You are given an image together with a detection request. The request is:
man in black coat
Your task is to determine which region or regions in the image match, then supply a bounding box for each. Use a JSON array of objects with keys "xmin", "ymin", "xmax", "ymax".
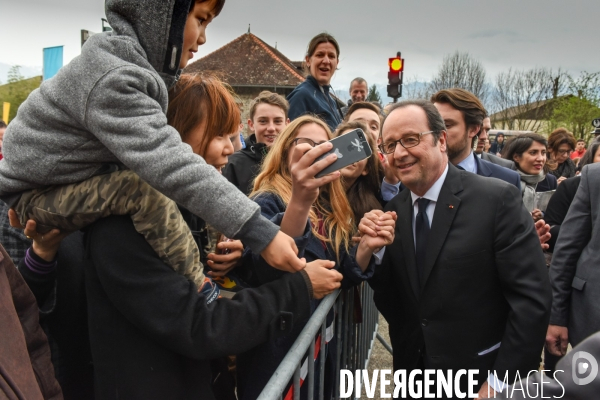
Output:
[{"xmin": 368, "ymin": 100, "xmax": 550, "ymax": 399}]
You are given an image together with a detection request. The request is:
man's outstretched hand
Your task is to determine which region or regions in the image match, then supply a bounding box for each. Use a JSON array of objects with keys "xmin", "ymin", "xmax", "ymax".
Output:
[{"xmin": 535, "ymin": 219, "xmax": 551, "ymax": 250}]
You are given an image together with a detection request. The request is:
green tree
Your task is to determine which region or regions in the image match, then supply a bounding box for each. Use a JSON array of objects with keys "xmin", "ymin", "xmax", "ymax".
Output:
[
  {"xmin": 0, "ymin": 66, "xmax": 42, "ymax": 122},
  {"xmin": 366, "ymin": 84, "xmax": 382, "ymax": 104},
  {"xmin": 549, "ymin": 71, "xmax": 600, "ymax": 140},
  {"xmin": 7, "ymin": 65, "xmax": 24, "ymax": 83}
]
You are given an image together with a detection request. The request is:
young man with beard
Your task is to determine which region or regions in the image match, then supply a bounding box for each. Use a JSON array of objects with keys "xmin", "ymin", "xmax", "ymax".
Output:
[{"xmin": 431, "ymin": 89, "xmax": 520, "ymax": 188}]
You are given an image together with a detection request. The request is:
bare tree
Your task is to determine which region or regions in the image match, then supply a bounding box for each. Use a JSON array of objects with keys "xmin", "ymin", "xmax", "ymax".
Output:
[
  {"xmin": 492, "ymin": 67, "xmax": 557, "ymax": 132},
  {"xmin": 427, "ymin": 51, "xmax": 488, "ymax": 104},
  {"xmin": 402, "ymin": 75, "xmax": 430, "ymax": 100}
]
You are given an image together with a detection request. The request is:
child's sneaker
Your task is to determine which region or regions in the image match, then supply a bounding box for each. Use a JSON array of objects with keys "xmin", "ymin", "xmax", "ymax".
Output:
[
  {"xmin": 197, "ymin": 277, "xmax": 220, "ymax": 304},
  {"xmin": 211, "ymin": 272, "xmax": 248, "ymax": 299}
]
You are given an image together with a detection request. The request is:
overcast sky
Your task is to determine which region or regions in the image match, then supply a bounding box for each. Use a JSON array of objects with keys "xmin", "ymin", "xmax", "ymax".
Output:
[{"xmin": 2, "ymin": 0, "xmax": 598, "ymax": 100}]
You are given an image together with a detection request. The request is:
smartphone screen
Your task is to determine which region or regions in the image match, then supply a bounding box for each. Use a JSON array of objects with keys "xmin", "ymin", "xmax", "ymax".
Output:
[{"xmin": 314, "ymin": 128, "xmax": 373, "ymax": 178}]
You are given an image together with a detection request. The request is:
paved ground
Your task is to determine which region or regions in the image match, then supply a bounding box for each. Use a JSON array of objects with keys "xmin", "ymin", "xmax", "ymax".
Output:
[
  {"xmin": 366, "ymin": 315, "xmax": 394, "ymax": 400},
  {"xmin": 365, "ymin": 315, "xmax": 559, "ymax": 400}
]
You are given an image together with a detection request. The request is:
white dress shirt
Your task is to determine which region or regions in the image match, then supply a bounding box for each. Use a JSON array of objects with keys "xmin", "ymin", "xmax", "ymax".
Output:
[
  {"xmin": 409, "ymin": 165, "xmax": 448, "ymax": 248},
  {"xmin": 376, "ymin": 163, "xmax": 505, "ymax": 392}
]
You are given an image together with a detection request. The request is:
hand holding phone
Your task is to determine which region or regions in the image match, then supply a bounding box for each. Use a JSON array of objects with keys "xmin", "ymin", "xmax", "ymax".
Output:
[{"xmin": 314, "ymin": 128, "xmax": 372, "ymax": 178}]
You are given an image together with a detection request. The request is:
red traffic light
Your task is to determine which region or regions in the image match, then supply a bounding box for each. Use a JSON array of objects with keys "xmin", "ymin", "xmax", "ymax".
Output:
[{"xmin": 389, "ymin": 57, "xmax": 403, "ymax": 72}]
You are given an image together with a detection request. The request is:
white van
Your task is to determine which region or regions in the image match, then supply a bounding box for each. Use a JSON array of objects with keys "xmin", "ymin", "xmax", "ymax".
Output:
[{"xmin": 488, "ymin": 130, "xmax": 535, "ymax": 142}]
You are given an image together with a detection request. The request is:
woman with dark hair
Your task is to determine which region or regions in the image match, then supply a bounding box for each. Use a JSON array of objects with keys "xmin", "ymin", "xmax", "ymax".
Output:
[
  {"xmin": 287, "ymin": 33, "xmax": 343, "ymax": 131},
  {"xmin": 504, "ymin": 133, "xmax": 557, "ymax": 221},
  {"xmin": 547, "ymin": 128, "xmax": 577, "ymax": 183}
]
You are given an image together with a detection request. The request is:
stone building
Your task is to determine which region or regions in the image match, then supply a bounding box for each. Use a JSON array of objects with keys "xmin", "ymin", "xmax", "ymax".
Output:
[{"xmin": 184, "ymin": 31, "xmax": 305, "ymax": 128}]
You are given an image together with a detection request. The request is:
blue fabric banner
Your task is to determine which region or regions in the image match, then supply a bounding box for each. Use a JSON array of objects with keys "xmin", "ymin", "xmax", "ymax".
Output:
[{"xmin": 43, "ymin": 46, "xmax": 64, "ymax": 81}]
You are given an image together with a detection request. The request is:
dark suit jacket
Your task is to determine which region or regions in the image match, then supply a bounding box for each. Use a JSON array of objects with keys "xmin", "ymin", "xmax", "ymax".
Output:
[
  {"xmin": 549, "ymin": 163, "xmax": 600, "ymax": 346},
  {"xmin": 544, "ymin": 176, "xmax": 581, "ymax": 251},
  {"xmin": 497, "ymin": 330, "xmax": 600, "ymax": 399},
  {"xmin": 481, "ymin": 152, "xmax": 516, "ymax": 170},
  {"xmin": 474, "ymin": 154, "xmax": 521, "ymax": 188},
  {"xmin": 370, "ymin": 164, "xmax": 551, "ymax": 389}
]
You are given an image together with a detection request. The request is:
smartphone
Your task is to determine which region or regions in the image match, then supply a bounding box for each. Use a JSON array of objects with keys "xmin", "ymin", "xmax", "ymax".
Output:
[{"xmin": 314, "ymin": 128, "xmax": 372, "ymax": 178}]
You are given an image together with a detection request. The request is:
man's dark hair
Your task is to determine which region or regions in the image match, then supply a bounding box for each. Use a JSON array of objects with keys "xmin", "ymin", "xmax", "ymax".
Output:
[
  {"xmin": 343, "ymin": 101, "xmax": 382, "ymax": 123},
  {"xmin": 576, "ymin": 138, "xmax": 586, "ymax": 144},
  {"xmin": 430, "ymin": 88, "xmax": 487, "ymax": 132},
  {"xmin": 383, "ymin": 99, "xmax": 446, "ymax": 144},
  {"xmin": 0, "ymin": 120, "xmax": 6, "ymax": 129}
]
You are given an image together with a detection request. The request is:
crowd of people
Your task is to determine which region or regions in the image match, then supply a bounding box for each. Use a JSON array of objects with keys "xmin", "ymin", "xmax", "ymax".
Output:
[{"xmin": 1, "ymin": 0, "xmax": 599, "ymax": 399}]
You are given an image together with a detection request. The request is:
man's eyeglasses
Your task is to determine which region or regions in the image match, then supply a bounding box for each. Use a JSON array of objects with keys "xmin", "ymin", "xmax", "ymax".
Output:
[
  {"xmin": 378, "ymin": 131, "xmax": 435, "ymax": 154},
  {"xmin": 292, "ymin": 137, "xmax": 328, "ymax": 147}
]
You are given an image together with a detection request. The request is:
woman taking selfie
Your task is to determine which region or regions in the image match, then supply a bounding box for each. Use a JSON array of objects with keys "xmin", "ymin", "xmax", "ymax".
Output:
[
  {"xmin": 238, "ymin": 115, "xmax": 395, "ymax": 399},
  {"xmin": 287, "ymin": 33, "xmax": 343, "ymax": 131}
]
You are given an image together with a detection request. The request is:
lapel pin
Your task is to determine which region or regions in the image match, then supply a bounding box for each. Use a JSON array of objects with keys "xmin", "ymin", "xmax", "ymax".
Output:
[{"xmin": 448, "ymin": 205, "xmax": 454, "ymax": 209}]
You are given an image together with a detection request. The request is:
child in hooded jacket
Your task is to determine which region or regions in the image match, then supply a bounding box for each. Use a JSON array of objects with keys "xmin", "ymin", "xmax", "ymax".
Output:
[{"xmin": 0, "ymin": 0, "xmax": 303, "ymax": 293}]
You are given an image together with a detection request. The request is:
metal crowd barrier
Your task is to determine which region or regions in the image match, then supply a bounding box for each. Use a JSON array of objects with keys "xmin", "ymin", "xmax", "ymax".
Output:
[{"xmin": 257, "ymin": 282, "xmax": 390, "ymax": 400}]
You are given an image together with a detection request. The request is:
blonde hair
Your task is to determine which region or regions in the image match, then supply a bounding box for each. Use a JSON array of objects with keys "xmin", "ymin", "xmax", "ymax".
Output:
[{"xmin": 251, "ymin": 115, "xmax": 353, "ymax": 259}]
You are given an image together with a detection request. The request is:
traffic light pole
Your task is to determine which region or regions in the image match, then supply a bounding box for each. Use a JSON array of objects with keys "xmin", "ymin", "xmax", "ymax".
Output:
[{"xmin": 387, "ymin": 51, "xmax": 404, "ymax": 103}]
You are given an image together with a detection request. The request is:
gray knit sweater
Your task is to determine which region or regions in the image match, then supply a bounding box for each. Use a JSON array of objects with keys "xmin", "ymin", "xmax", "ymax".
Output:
[{"xmin": 0, "ymin": 0, "xmax": 277, "ymax": 252}]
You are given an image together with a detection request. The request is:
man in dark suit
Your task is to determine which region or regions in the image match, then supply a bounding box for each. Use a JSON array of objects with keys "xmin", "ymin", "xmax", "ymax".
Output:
[
  {"xmin": 431, "ymin": 89, "xmax": 520, "ymax": 188},
  {"xmin": 547, "ymin": 162, "xmax": 600, "ymax": 357},
  {"xmin": 367, "ymin": 100, "xmax": 550, "ymax": 399}
]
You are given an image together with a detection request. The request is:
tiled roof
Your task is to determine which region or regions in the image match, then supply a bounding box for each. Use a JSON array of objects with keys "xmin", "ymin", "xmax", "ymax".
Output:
[
  {"xmin": 184, "ymin": 33, "xmax": 305, "ymax": 88},
  {"xmin": 490, "ymin": 95, "xmax": 573, "ymax": 121}
]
